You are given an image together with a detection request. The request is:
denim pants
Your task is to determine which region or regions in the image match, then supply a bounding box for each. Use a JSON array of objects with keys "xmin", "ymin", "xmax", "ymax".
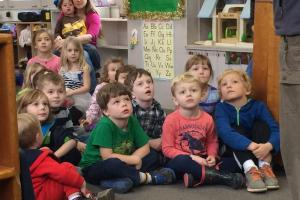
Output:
[
  {"xmin": 83, "ymin": 44, "xmax": 101, "ymax": 71},
  {"xmin": 82, "ymin": 148, "xmax": 160, "ymax": 186},
  {"xmin": 83, "ymin": 51, "xmax": 96, "ymax": 94},
  {"xmin": 279, "ymin": 35, "xmax": 300, "ymax": 200}
]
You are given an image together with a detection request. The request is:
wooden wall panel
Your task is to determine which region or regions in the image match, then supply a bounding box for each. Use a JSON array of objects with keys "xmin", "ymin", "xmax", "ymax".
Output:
[{"xmin": 253, "ymin": 0, "xmax": 280, "ymax": 121}]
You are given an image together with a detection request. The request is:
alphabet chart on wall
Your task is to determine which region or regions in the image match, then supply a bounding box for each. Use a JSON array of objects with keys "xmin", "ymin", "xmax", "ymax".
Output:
[{"xmin": 143, "ymin": 21, "xmax": 174, "ymax": 79}]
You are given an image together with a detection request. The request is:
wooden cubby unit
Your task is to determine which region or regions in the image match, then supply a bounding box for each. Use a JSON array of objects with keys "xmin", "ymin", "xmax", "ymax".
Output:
[{"xmin": 0, "ymin": 33, "xmax": 21, "ymax": 200}]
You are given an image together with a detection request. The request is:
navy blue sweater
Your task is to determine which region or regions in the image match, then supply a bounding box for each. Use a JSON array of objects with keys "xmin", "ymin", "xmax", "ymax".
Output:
[
  {"xmin": 274, "ymin": 0, "xmax": 300, "ymax": 35},
  {"xmin": 215, "ymin": 99, "xmax": 280, "ymax": 153}
]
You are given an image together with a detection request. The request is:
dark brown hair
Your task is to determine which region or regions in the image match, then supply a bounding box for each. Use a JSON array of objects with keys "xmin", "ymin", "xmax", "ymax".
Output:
[
  {"xmin": 115, "ymin": 65, "xmax": 136, "ymax": 81},
  {"xmin": 96, "ymin": 82, "xmax": 132, "ymax": 111},
  {"xmin": 185, "ymin": 54, "xmax": 213, "ymax": 78},
  {"xmin": 124, "ymin": 68, "xmax": 153, "ymax": 91}
]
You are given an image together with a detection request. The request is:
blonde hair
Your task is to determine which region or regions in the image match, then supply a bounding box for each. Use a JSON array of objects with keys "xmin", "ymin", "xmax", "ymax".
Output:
[
  {"xmin": 34, "ymin": 71, "xmax": 65, "ymax": 91},
  {"xmin": 218, "ymin": 69, "xmax": 252, "ymax": 97},
  {"xmin": 16, "ymin": 88, "xmax": 52, "ymax": 122},
  {"xmin": 60, "ymin": 36, "xmax": 87, "ymax": 71},
  {"xmin": 32, "ymin": 28, "xmax": 54, "ymax": 50},
  {"xmin": 171, "ymin": 72, "xmax": 203, "ymax": 96},
  {"xmin": 100, "ymin": 57, "xmax": 124, "ymax": 83},
  {"xmin": 22, "ymin": 63, "xmax": 45, "ymax": 89},
  {"xmin": 17, "ymin": 113, "xmax": 41, "ymax": 149}
]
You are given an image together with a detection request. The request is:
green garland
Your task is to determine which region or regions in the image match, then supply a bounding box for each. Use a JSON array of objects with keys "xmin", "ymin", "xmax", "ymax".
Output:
[{"xmin": 124, "ymin": 0, "xmax": 185, "ymax": 20}]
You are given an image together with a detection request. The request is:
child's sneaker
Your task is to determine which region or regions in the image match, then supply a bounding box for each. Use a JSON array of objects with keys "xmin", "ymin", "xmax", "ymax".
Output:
[
  {"xmin": 100, "ymin": 178, "xmax": 133, "ymax": 194},
  {"xmin": 245, "ymin": 167, "xmax": 267, "ymax": 192},
  {"xmin": 151, "ymin": 168, "xmax": 176, "ymax": 185},
  {"xmin": 260, "ymin": 164, "xmax": 280, "ymax": 189}
]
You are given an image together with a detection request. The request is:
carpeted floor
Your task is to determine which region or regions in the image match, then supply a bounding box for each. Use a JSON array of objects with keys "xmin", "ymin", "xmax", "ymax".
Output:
[{"xmin": 87, "ymin": 173, "xmax": 291, "ymax": 200}]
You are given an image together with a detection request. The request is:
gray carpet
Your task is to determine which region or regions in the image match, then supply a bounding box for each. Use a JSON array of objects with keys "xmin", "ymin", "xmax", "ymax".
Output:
[{"xmin": 87, "ymin": 175, "xmax": 291, "ymax": 200}]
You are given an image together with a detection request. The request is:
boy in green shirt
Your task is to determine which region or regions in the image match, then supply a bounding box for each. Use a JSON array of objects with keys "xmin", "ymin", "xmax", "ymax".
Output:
[{"xmin": 79, "ymin": 83, "xmax": 176, "ymax": 193}]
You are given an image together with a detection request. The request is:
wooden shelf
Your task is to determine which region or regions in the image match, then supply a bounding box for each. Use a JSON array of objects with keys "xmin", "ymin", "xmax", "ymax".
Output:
[
  {"xmin": 186, "ymin": 44, "xmax": 253, "ymax": 53},
  {"xmin": 101, "ymin": 18, "xmax": 127, "ymax": 22},
  {"xmin": 0, "ymin": 166, "xmax": 16, "ymax": 180}
]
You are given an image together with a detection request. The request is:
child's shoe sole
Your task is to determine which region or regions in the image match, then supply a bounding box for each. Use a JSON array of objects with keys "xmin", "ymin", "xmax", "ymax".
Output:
[
  {"xmin": 96, "ymin": 188, "xmax": 114, "ymax": 200},
  {"xmin": 247, "ymin": 187, "xmax": 268, "ymax": 193},
  {"xmin": 183, "ymin": 173, "xmax": 193, "ymax": 188}
]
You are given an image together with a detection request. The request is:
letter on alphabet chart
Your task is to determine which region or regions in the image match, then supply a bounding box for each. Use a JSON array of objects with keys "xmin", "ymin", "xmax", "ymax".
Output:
[
  {"xmin": 158, "ymin": 23, "xmax": 164, "ymax": 29},
  {"xmin": 151, "ymin": 23, "xmax": 157, "ymax": 29},
  {"xmin": 167, "ymin": 47, "xmax": 172, "ymax": 54},
  {"xmin": 144, "ymin": 46, "xmax": 150, "ymax": 52},
  {"xmin": 167, "ymin": 39, "xmax": 172, "ymax": 45},
  {"xmin": 157, "ymin": 39, "xmax": 164, "ymax": 45},
  {"xmin": 144, "ymin": 54, "xmax": 151, "ymax": 60},
  {"xmin": 166, "ymin": 23, "xmax": 173, "ymax": 29},
  {"xmin": 159, "ymin": 47, "xmax": 165, "ymax": 53},
  {"xmin": 151, "ymin": 31, "xmax": 155, "ymax": 37},
  {"xmin": 156, "ymin": 54, "xmax": 160, "ymax": 60},
  {"xmin": 158, "ymin": 31, "xmax": 164, "ymax": 38}
]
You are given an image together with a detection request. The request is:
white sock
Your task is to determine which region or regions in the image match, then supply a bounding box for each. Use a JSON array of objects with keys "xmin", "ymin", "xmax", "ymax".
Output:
[
  {"xmin": 258, "ymin": 160, "xmax": 270, "ymax": 168},
  {"xmin": 68, "ymin": 192, "xmax": 81, "ymax": 200},
  {"xmin": 243, "ymin": 159, "xmax": 257, "ymax": 174}
]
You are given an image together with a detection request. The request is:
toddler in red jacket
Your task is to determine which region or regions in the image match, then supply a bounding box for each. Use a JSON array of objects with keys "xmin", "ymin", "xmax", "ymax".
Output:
[{"xmin": 17, "ymin": 113, "xmax": 114, "ymax": 200}]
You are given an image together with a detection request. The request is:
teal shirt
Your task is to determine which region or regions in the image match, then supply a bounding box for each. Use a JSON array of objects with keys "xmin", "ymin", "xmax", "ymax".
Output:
[{"xmin": 79, "ymin": 115, "xmax": 149, "ymax": 168}]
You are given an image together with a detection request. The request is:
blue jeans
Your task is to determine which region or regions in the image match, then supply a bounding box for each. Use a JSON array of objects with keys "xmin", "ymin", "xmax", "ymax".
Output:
[
  {"xmin": 83, "ymin": 44, "xmax": 101, "ymax": 71},
  {"xmin": 166, "ymin": 155, "xmax": 203, "ymax": 181},
  {"xmin": 82, "ymin": 148, "xmax": 160, "ymax": 186},
  {"xmin": 84, "ymin": 50, "xmax": 96, "ymax": 94}
]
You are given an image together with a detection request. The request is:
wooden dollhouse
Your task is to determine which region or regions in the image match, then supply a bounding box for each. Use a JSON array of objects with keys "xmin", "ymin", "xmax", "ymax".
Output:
[{"xmin": 197, "ymin": 0, "xmax": 251, "ymax": 46}]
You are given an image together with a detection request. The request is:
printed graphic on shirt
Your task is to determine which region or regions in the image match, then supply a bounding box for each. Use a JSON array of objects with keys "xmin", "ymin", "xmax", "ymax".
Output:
[
  {"xmin": 113, "ymin": 140, "xmax": 134, "ymax": 155},
  {"xmin": 177, "ymin": 123, "xmax": 208, "ymax": 156}
]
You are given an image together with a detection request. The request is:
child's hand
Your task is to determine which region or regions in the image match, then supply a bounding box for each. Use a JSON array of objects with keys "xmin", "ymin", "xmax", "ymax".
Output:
[
  {"xmin": 253, "ymin": 143, "xmax": 273, "ymax": 160},
  {"xmin": 206, "ymin": 155, "xmax": 216, "ymax": 167},
  {"xmin": 149, "ymin": 138, "xmax": 162, "ymax": 151},
  {"xmin": 135, "ymin": 158, "xmax": 142, "ymax": 170},
  {"xmin": 66, "ymin": 88, "xmax": 73, "ymax": 97},
  {"xmin": 80, "ymin": 118, "xmax": 93, "ymax": 127},
  {"xmin": 190, "ymin": 155, "xmax": 208, "ymax": 166},
  {"xmin": 80, "ymin": 181, "xmax": 88, "ymax": 197},
  {"xmin": 77, "ymin": 141, "xmax": 86, "ymax": 153},
  {"xmin": 247, "ymin": 142, "xmax": 259, "ymax": 151}
]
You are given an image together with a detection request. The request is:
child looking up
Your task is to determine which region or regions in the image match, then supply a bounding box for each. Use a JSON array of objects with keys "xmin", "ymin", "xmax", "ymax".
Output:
[
  {"xmin": 28, "ymin": 29, "xmax": 61, "ymax": 74},
  {"xmin": 79, "ymin": 83, "xmax": 176, "ymax": 193},
  {"xmin": 215, "ymin": 69, "xmax": 280, "ymax": 193},
  {"xmin": 84, "ymin": 58, "xmax": 124, "ymax": 126},
  {"xmin": 125, "ymin": 68, "xmax": 165, "ymax": 152},
  {"xmin": 17, "ymin": 113, "xmax": 114, "ymax": 200},
  {"xmin": 60, "ymin": 36, "xmax": 91, "ymax": 113},
  {"xmin": 185, "ymin": 54, "xmax": 219, "ymax": 115},
  {"xmin": 162, "ymin": 72, "xmax": 244, "ymax": 189},
  {"xmin": 35, "ymin": 71, "xmax": 84, "ymax": 165}
]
